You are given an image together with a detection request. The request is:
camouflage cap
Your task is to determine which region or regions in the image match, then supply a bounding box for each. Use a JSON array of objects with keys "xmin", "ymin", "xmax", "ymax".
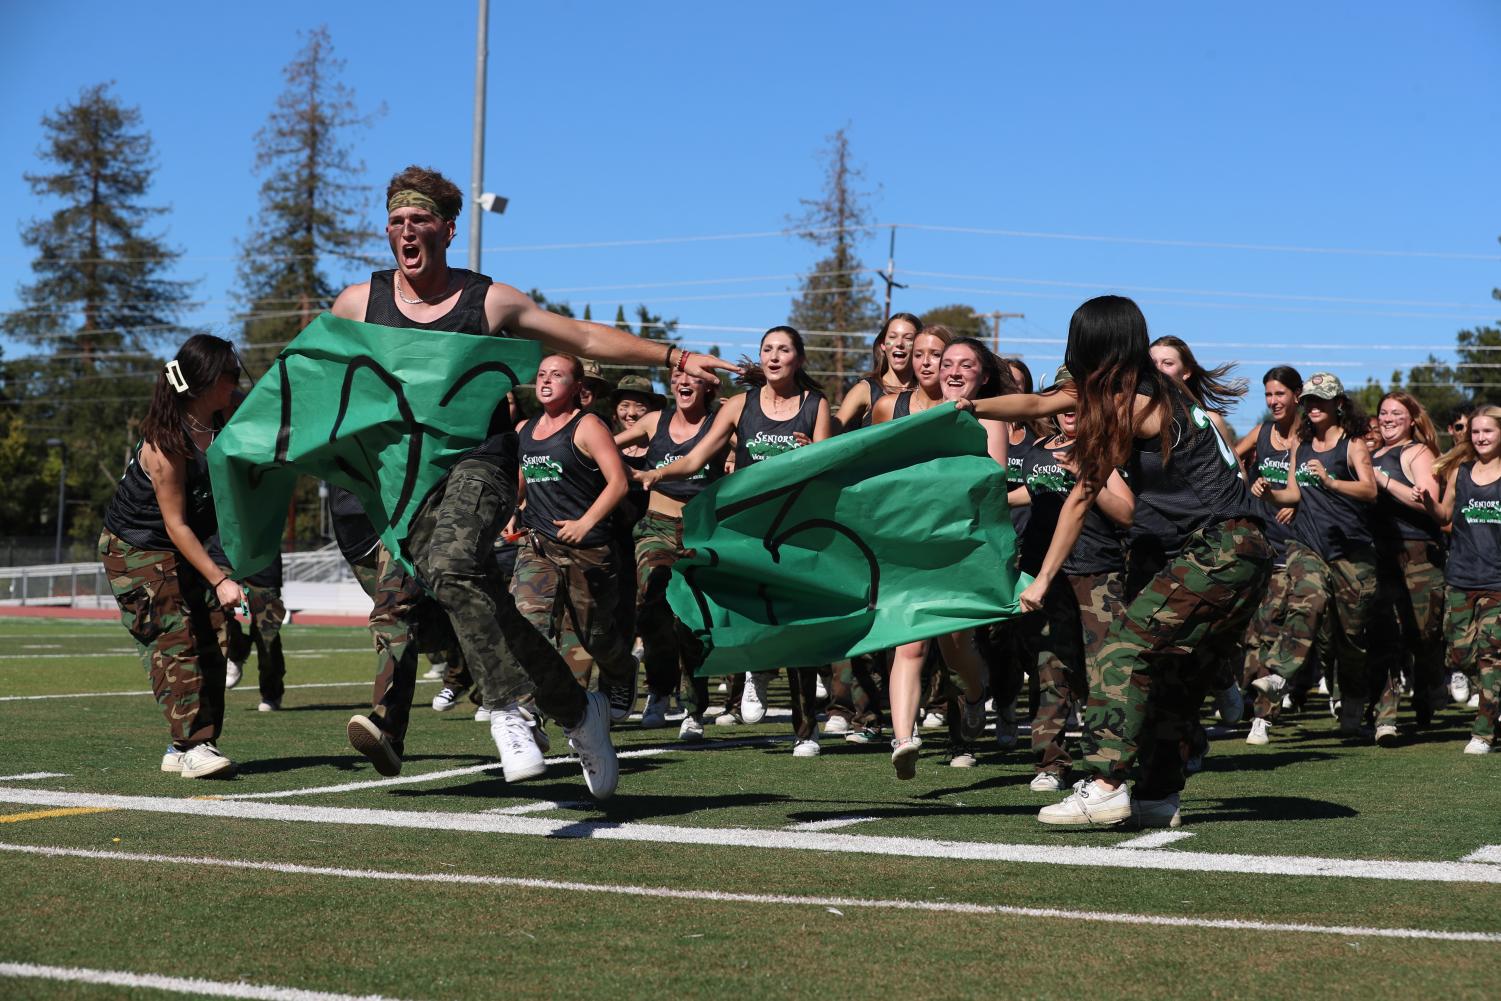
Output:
[{"xmin": 1300, "ymin": 371, "xmax": 1344, "ymax": 401}]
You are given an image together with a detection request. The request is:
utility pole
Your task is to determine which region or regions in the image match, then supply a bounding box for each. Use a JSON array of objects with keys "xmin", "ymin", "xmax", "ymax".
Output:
[
  {"xmin": 972, "ymin": 309, "xmax": 1025, "ymax": 355},
  {"xmin": 469, "ymin": 0, "xmax": 490, "ymax": 273},
  {"xmin": 875, "ymin": 225, "xmax": 907, "ymax": 320}
]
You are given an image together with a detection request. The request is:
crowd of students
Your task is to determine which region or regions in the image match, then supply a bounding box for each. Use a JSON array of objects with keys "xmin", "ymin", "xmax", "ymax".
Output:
[{"xmin": 95, "ymin": 165, "xmax": 1500, "ymax": 827}]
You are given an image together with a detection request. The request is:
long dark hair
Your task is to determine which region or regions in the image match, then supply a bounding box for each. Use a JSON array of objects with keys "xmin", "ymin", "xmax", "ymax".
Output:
[
  {"xmin": 861, "ymin": 312, "xmax": 922, "ymax": 380},
  {"xmin": 139, "ymin": 334, "xmax": 242, "ymax": 457},
  {"xmin": 1262, "ymin": 366, "xmax": 1303, "ymax": 396},
  {"xmin": 944, "ymin": 336, "xmax": 1014, "ymax": 400},
  {"xmin": 1065, "ymin": 295, "xmax": 1171, "ymax": 490},
  {"xmin": 1151, "ymin": 335, "xmax": 1245, "ymax": 412},
  {"xmin": 738, "ymin": 325, "xmax": 822, "ymax": 394}
]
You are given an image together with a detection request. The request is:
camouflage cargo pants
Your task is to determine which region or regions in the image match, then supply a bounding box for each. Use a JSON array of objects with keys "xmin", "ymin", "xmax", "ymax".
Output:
[
  {"xmin": 1241, "ymin": 566, "xmax": 1292, "ymax": 721},
  {"xmin": 1081, "ymin": 519, "xmax": 1271, "ymax": 781},
  {"xmin": 350, "ymin": 542, "xmax": 423, "ymax": 754},
  {"xmin": 1022, "ymin": 575, "xmax": 1087, "ymax": 776},
  {"xmin": 1250, "ymin": 542, "xmax": 1376, "ymax": 703},
  {"xmin": 634, "ymin": 510, "xmax": 709, "ymax": 719},
  {"xmin": 243, "ymin": 584, "xmax": 287, "ymax": 703},
  {"xmin": 1444, "ymin": 587, "xmax": 1501, "ymax": 742},
  {"xmin": 99, "ymin": 529, "xmax": 228, "ymax": 750},
  {"xmin": 407, "ymin": 457, "xmax": 586, "ymax": 727},
  {"xmin": 512, "ymin": 531, "xmax": 636, "ymax": 691},
  {"xmin": 1371, "ymin": 540, "xmax": 1447, "ymax": 728}
]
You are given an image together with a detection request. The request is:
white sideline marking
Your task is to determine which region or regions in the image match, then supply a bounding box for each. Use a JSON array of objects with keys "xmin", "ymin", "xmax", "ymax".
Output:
[
  {"xmin": 0, "ymin": 679, "xmax": 439, "ymax": 703},
  {"xmin": 0, "ymin": 646, "xmax": 372, "ymax": 661},
  {"xmin": 486, "ymin": 800, "xmax": 585, "ymax": 815},
  {"xmin": 0, "ymin": 960, "xmax": 415, "ymax": 1001},
  {"xmin": 0, "ymin": 772, "xmax": 70, "ymax": 782},
  {"xmin": 222, "ymin": 738, "xmax": 783, "ymax": 801},
  {"xmin": 1, "ymin": 786, "xmax": 1499, "ymax": 884},
  {"xmin": 1462, "ymin": 845, "xmax": 1501, "ymax": 865},
  {"xmin": 1116, "ymin": 831, "xmax": 1196, "ymax": 850},
  {"xmin": 3, "ymin": 842, "xmax": 1499, "ymax": 944},
  {"xmin": 788, "ymin": 815, "xmax": 876, "ymax": 832}
]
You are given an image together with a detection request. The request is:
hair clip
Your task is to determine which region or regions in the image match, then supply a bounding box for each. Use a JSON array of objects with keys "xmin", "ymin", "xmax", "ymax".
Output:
[{"xmin": 164, "ymin": 359, "xmax": 189, "ymax": 394}]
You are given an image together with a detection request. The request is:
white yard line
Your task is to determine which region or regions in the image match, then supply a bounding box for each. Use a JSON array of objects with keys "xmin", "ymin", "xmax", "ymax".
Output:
[
  {"xmin": 0, "ymin": 679, "xmax": 440, "ymax": 703},
  {"xmin": 1462, "ymin": 845, "xmax": 1501, "ymax": 864},
  {"xmin": 0, "ymin": 772, "xmax": 70, "ymax": 782},
  {"xmin": 1, "ymin": 786, "xmax": 1498, "ymax": 884},
  {"xmin": 0, "ymin": 961, "xmax": 417, "ymax": 1001},
  {"xmin": 1115, "ymin": 831, "xmax": 1196, "ymax": 850},
  {"xmin": 787, "ymin": 815, "xmax": 877, "ymax": 832},
  {"xmin": 3, "ymin": 842, "xmax": 1498, "ymax": 944},
  {"xmin": 485, "ymin": 800, "xmax": 586, "ymax": 815},
  {"xmin": 0, "ymin": 647, "xmax": 374, "ymax": 661}
]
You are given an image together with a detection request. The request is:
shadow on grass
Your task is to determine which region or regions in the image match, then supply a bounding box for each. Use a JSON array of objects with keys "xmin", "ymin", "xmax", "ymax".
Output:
[
  {"xmin": 258, "ymin": 703, "xmax": 368, "ymax": 713},
  {"xmin": 1188, "ymin": 794, "xmax": 1358, "ymax": 823},
  {"xmin": 233, "ymin": 752, "xmax": 492, "ymax": 776}
]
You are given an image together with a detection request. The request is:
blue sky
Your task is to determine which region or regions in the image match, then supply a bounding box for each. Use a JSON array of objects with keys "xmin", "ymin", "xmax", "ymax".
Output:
[{"xmin": 5, "ymin": 1, "xmax": 1499, "ymax": 428}]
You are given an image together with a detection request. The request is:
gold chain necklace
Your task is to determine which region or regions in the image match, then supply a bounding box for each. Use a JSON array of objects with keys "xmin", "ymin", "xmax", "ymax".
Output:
[{"xmin": 395, "ymin": 270, "xmax": 453, "ymax": 305}]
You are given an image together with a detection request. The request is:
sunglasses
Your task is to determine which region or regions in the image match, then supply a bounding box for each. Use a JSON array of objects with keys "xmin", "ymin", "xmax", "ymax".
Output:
[{"xmin": 1451, "ymin": 422, "xmax": 1469, "ymax": 431}]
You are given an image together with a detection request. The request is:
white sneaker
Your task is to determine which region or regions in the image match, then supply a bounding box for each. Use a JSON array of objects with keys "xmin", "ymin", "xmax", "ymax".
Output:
[
  {"xmin": 1251, "ymin": 673, "xmax": 1285, "ymax": 696},
  {"xmin": 1463, "ymin": 736, "xmax": 1492, "ymax": 755},
  {"xmin": 347, "ymin": 715, "xmax": 401, "ymax": 776},
  {"xmin": 1246, "ymin": 718, "xmax": 1270, "ymax": 746},
  {"xmin": 474, "ymin": 706, "xmax": 493, "ymax": 723},
  {"xmin": 1215, "ymin": 684, "xmax": 1244, "ymax": 725},
  {"xmin": 741, "ymin": 672, "xmax": 769, "ymax": 724},
  {"xmin": 565, "ymin": 690, "xmax": 619, "ymax": 800},
  {"xmin": 431, "ymin": 685, "xmax": 468, "ymax": 712},
  {"xmin": 640, "ymin": 692, "xmax": 670, "ymax": 729},
  {"xmin": 1375, "ymin": 724, "xmax": 1399, "ymax": 747},
  {"xmin": 178, "ymin": 743, "xmax": 234, "ymax": 779},
  {"xmin": 1450, "ymin": 671, "xmax": 1472, "ymax": 703},
  {"xmin": 921, "ymin": 710, "xmax": 946, "ymax": 730},
  {"xmin": 491, "ymin": 705, "xmax": 546, "ymax": 783},
  {"xmin": 1316, "ymin": 677, "xmax": 1330, "ymax": 696},
  {"xmin": 792, "ymin": 739, "xmax": 821, "ymax": 758},
  {"xmin": 1037, "ymin": 779, "xmax": 1131, "ymax": 827},
  {"xmin": 257, "ymin": 699, "xmax": 280, "ymax": 712},
  {"xmin": 714, "ymin": 711, "xmax": 739, "ymax": 727},
  {"xmin": 814, "ymin": 676, "xmax": 828, "ymax": 701},
  {"xmin": 1131, "ymin": 793, "xmax": 1182, "ymax": 829},
  {"xmin": 160, "ymin": 746, "xmax": 183, "ymax": 773},
  {"xmin": 225, "ymin": 659, "xmax": 242, "ymax": 690},
  {"xmin": 678, "ymin": 716, "xmax": 705, "ymax": 742},
  {"xmin": 1468, "ymin": 693, "xmax": 1480, "ymax": 709},
  {"xmin": 1030, "ymin": 771, "xmax": 1062, "ymax": 792},
  {"xmin": 823, "ymin": 715, "xmax": 851, "ymax": 736},
  {"xmin": 949, "ymin": 748, "xmax": 978, "ymax": 768},
  {"xmin": 716, "ymin": 681, "xmax": 728, "ymax": 694},
  {"xmin": 1281, "ymin": 694, "xmax": 1295, "ymax": 710},
  {"xmin": 421, "ymin": 662, "xmax": 445, "ymax": 681},
  {"xmin": 891, "ymin": 736, "xmax": 922, "ymax": 780}
]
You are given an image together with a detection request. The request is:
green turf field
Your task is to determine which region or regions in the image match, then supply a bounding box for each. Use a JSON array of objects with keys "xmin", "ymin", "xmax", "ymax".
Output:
[{"xmin": 0, "ymin": 615, "xmax": 1495, "ymax": 1000}]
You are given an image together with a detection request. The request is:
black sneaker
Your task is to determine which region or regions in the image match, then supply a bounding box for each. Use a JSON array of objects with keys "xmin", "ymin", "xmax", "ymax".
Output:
[{"xmin": 603, "ymin": 680, "xmax": 636, "ymax": 724}]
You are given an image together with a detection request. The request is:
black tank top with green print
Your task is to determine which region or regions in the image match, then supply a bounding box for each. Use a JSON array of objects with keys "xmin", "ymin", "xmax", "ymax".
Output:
[
  {"xmin": 645, "ymin": 404, "xmax": 724, "ymax": 502},
  {"xmin": 1445, "ymin": 463, "xmax": 1501, "ymax": 591},
  {"xmin": 1289, "ymin": 435, "xmax": 1373, "ymax": 561},
  {"xmin": 518, "ymin": 411, "xmax": 610, "ymax": 547},
  {"xmin": 1253, "ymin": 422, "xmax": 1296, "ymax": 562},
  {"xmin": 733, "ymin": 387, "xmax": 822, "ymax": 468},
  {"xmin": 103, "ymin": 439, "xmax": 218, "ymax": 552}
]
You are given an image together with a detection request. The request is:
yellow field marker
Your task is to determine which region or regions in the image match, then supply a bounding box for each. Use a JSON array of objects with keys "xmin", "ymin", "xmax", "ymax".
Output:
[{"xmin": 0, "ymin": 807, "xmax": 115, "ymax": 824}]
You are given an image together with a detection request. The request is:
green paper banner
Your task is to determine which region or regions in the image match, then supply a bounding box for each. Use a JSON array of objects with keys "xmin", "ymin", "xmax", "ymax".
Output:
[
  {"xmin": 666, "ymin": 404, "xmax": 1030, "ymax": 675},
  {"xmin": 207, "ymin": 313, "xmax": 540, "ymax": 577}
]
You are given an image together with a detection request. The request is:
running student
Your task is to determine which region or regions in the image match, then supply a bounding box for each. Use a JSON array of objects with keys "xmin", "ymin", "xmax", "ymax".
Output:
[
  {"xmin": 509, "ymin": 354, "xmax": 637, "ymax": 725},
  {"xmin": 99, "ymin": 335, "xmax": 244, "ymax": 780},
  {"xmin": 1012, "ymin": 366, "xmax": 1134, "ymax": 793},
  {"xmin": 874, "ymin": 334, "xmax": 999, "ymax": 778},
  {"xmin": 1367, "ymin": 392, "xmax": 1446, "ymax": 741},
  {"xmin": 640, "ymin": 325, "xmax": 831, "ymax": 755},
  {"xmin": 615, "ymin": 368, "xmax": 728, "ymax": 739},
  {"xmin": 1236, "ymin": 367, "xmax": 1304, "ymax": 745},
  {"xmin": 1150, "ymin": 335, "xmax": 1240, "ymax": 450},
  {"xmin": 1251, "ymin": 373, "xmax": 1378, "ymax": 740},
  {"xmin": 1423, "ymin": 406, "xmax": 1501, "ymax": 755},
  {"xmin": 834, "ymin": 312, "xmax": 920, "ymax": 431},
  {"xmin": 961, "ymin": 295, "xmax": 1270, "ymax": 829},
  {"xmin": 330, "ymin": 165, "xmax": 738, "ymax": 800}
]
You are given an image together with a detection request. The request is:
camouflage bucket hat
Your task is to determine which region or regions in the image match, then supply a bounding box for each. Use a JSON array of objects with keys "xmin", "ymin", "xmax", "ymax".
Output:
[{"xmin": 611, "ymin": 374, "xmax": 666, "ymax": 409}]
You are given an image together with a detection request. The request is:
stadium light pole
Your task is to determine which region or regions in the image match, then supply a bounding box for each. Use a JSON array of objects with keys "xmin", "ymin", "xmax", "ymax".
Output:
[{"xmin": 44, "ymin": 438, "xmax": 65, "ymax": 563}]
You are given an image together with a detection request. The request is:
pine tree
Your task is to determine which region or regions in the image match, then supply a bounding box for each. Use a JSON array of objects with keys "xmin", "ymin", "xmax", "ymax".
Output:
[
  {"xmin": 236, "ymin": 25, "xmax": 381, "ymax": 370},
  {"xmin": 787, "ymin": 127, "xmax": 882, "ymax": 399},
  {"xmin": 0, "ymin": 82, "xmax": 194, "ymax": 553}
]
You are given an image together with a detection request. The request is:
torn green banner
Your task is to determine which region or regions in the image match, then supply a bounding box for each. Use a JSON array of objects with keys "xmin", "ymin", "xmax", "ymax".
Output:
[
  {"xmin": 666, "ymin": 404, "xmax": 1030, "ymax": 675},
  {"xmin": 207, "ymin": 312, "xmax": 540, "ymax": 577}
]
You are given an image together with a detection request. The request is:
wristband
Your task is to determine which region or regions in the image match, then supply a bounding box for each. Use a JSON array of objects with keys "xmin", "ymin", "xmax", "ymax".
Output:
[
  {"xmin": 664, "ymin": 344, "xmax": 675, "ymax": 369},
  {"xmin": 213, "ymin": 576, "xmax": 228, "ymax": 589}
]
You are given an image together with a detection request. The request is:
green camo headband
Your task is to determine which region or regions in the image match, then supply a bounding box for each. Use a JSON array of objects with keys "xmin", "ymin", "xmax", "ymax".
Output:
[{"xmin": 387, "ymin": 189, "xmax": 449, "ymax": 220}]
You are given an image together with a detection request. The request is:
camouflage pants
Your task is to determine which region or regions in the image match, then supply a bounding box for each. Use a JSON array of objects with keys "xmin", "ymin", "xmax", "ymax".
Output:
[
  {"xmin": 1371, "ymin": 540, "xmax": 1447, "ymax": 727},
  {"xmin": 438, "ymin": 538, "xmax": 518, "ymax": 699},
  {"xmin": 1444, "ymin": 587, "xmax": 1501, "ymax": 742},
  {"xmin": 1082, "ymin": 519, "xmax": 1271, "ymax": 782},
  {"xmin": 1021, "ymin": 576, "xmax": 1087, "ymax": 776},
  {"xmin": 99, "ymin": 529, "xmax": 228, "ymax": 749},
  {"xmin": 1068, "ymin": 570, "xmax": 1126, "ymax": 678},
  {"xmin": 824, "ymin": 654, "xmax": 887, "ymax": 728},
  {"xmin": 1242, "ymin": 566, "xmax": 1292, "ymax": 721},
  {"xmin": 407, "ymin": 457, "xmax": 586, "ymax": 727},
  {"xmin": 227, "ymin": 584, "xmax": 287, "ymax": 703},
  {"xmin": 634, "ymin": 510, "xmax": 709, "ymax": 719},
  {"xmin": 512, "ymin": 531, "xmax": 636, "ymax": 691},
  {"xmin": 350, "ymin": 542, "xmax": 423, "ymax": 754},
  {"xmin": 1250, "ymin": 542, "xmax": 1376, "ymax": 704}
]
